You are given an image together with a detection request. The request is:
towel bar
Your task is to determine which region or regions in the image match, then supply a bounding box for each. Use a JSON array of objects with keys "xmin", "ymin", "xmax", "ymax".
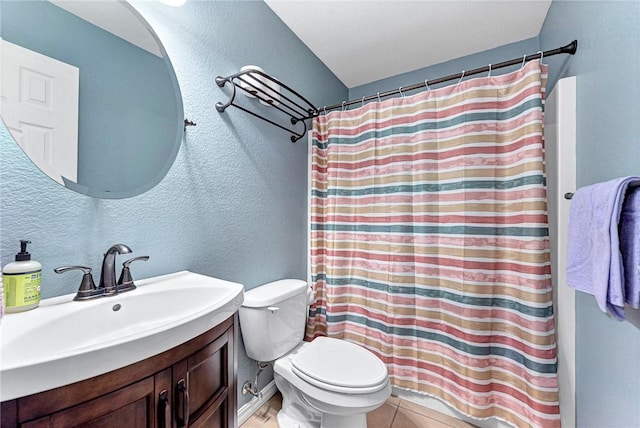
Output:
[{"xmin": 565, "ymin": 181, "xmax": 640, "ymax": 200}]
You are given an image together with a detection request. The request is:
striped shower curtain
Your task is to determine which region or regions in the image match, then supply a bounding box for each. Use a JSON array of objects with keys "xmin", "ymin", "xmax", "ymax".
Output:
[{"xmin": 307, "ymin": 60, "xmax": 559, "ymax": 428}]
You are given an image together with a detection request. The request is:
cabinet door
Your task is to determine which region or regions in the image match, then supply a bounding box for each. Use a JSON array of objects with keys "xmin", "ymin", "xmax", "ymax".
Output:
[
  {"xmin": 173, "ymin": 329, "xmax": 231, "ymax": 428},
  {"xmin": 22, "ymin": 377, "xmax": 155, "ymax": 428}
]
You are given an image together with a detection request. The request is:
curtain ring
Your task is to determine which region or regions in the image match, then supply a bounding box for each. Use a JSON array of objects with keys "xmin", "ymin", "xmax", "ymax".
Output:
[
  {"xmin": 361, "ymin": 96, "xmax": 365, "ymax": 107},
  {"xmin": 323, "ymin": 106, "xmax": 327, "ymax": 115},
  {"xmin": 342, "ymin": 101, "xmax": 346, "ymax": 111},
  {"xmin": 377, "ymin": 92, "xmax": 381, "ymax": 102},
  {"xmin": 457, "ymin": 70, "xmax": 465, "ymax": 85},
  {"xmin": 521, "ymin": 54, "xmax": 527, "ymax": 69},
  {"xmin": 538, "ymin": 50, "xmax": 545, "ymax": 64},
  {"xmin": 399, "ymin": 86, "xmax": 404, "ymax": 98},
  {"xmin": 487, "ymin": 64, "xmax": 492, "ymax": 79},
  {"xmin": 424, "ymin": 79, "xmax": 430, "ymax": 90}
]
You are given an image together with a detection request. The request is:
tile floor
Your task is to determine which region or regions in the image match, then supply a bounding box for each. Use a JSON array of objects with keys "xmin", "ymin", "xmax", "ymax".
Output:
[{"xmin": 240, "ymin": 392, "xmax": 477, "ymax": 428}]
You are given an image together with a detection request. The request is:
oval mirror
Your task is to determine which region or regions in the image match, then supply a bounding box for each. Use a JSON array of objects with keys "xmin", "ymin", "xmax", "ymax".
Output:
[{"xmin": 0, "ymin": 0, "xmax": 183, "ymax": 199}]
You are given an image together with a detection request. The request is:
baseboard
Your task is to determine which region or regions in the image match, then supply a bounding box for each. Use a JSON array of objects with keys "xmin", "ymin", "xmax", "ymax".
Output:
[{"xmin": 237, "ymin": 380, "xmax": 278, "ymax": 426}]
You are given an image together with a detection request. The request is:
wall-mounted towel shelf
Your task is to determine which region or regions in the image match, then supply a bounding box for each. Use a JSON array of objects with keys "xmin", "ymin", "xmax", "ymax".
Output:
[{"xmin": 215, "ymin": 68, "xmax": 319, "ymax": 142}]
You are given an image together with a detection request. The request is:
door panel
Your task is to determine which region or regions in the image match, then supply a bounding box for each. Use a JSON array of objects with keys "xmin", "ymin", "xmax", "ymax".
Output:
[{"xmin": 1, "ymin": 40, "xmax": 79, "ymax": 184}]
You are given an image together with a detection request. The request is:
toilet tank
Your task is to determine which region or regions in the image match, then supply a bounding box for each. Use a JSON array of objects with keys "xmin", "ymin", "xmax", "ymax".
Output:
[{"xmin": 239, "ymin": 279, "xmax": 311, "ymax": 362}]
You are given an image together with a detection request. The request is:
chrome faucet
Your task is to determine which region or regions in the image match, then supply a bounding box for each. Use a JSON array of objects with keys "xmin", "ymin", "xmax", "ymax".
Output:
[{"xmin": 99, "ymin": 244, "xmax": 132, "ymax": 295}]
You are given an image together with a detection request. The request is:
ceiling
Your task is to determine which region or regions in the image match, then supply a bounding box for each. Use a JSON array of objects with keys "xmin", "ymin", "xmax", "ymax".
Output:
[
  {"xmin": 50, "ymin": 0, "xmax": 163, "ymax": 57},
  {"xmin": 265, "ymin": 1, "xmax": 552, "ymax": 88}
]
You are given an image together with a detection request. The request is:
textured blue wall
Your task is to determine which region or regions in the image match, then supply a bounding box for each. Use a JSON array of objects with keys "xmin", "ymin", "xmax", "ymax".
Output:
[
  {"xmin": 540, "ymin": 2, "xmax": 640, "ymax": 426},
  {"xmin": 0, "ymin": 0, "xmax": 347, "ymax": 408}
]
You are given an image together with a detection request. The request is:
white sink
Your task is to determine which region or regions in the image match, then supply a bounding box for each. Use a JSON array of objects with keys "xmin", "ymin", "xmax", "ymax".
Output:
[{"xmin": 0, "ymin": 271, "xmax": 244, "ymax": 401}]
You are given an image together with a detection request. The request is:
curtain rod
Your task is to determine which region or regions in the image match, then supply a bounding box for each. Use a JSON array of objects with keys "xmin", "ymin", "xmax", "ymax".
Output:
[{"xmin": 313, "ymin": 40, "xmax": 578, "ymax": 117}]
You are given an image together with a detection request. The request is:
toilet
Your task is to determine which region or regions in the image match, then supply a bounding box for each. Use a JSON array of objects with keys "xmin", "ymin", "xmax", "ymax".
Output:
[{"xmin": 239, "ymin": 279, "xmax": 391, "ymax": 428}]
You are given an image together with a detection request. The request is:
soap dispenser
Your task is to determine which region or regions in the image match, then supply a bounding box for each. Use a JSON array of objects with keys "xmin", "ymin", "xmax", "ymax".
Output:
[{"xmin": 2, "ymin": 240, "xmax": 42, "ymax": 313}]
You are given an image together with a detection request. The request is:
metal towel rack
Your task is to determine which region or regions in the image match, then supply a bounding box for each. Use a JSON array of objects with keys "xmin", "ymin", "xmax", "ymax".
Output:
[
  {"xmin": 215, "ymin": 69, "xmax": 319, "ymax": 142},
  {"xmin": 564, "ymin": 182, "xmax": 640, "ymax": 200}
]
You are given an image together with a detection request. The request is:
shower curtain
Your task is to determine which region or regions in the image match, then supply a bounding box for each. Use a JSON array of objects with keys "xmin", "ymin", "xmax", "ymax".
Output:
[{"xmin": 307, "ymin": 60, "xmax": 559, "ymax": 428}]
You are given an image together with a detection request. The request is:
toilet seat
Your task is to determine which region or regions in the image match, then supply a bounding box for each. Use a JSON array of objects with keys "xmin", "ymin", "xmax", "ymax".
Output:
[{"xmin": 290, "ymin": 337, "xmax": 388, "ymax": 394}]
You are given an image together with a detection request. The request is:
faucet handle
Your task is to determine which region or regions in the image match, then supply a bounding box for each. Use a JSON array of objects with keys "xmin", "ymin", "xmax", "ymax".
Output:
[
  {"xmin": 117, "ymin": 256, "xmax": 150, "ymax": 291},
  {"xmin": 122, "ymin": 256, "xmax": 150, "ymax": 268},
  {"xmin": 54, "ymin": 265, "xmax": 103, "ymax": 301}
]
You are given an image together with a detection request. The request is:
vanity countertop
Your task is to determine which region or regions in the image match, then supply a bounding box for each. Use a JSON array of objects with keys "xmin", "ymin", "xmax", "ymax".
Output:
[{"xmin": 0, "ymin": 271, "xmax": 243, "ymax": 401}]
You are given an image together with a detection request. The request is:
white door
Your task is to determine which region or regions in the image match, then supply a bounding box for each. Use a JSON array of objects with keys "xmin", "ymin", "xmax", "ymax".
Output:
[
  {"xmin": 545, "ymin": 76, "xmax": 577, "ymax": 428},
  {"xmin": 1, "ymin": 40, "xmax": 79, "ymax": 184}
]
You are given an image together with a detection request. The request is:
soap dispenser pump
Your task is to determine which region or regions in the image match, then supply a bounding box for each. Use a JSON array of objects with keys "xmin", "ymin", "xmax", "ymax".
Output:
[{"xmin": 2, "ymin": 240, "xmax": 42, "ymax": 313}]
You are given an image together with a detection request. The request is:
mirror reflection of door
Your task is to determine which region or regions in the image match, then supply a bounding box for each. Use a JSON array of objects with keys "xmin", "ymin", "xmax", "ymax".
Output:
[{"xmin": 1, "ymin": 40, "xmax": 79, "ymax": 184}]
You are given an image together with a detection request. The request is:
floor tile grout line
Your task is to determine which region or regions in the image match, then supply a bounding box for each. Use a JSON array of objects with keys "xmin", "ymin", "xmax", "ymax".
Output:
[{"xmin": 388, "ymin": 404, "xmax": 400, "ymax": 428}]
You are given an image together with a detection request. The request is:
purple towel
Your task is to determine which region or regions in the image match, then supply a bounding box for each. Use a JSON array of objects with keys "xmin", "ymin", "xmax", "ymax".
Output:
[
  {"xmin": 566, "ymin": 176, "xmax": 640, "ymax": 320},
  {"xmin": 621, "ymin": 187, "xmax": 640, "ymax": 308}
]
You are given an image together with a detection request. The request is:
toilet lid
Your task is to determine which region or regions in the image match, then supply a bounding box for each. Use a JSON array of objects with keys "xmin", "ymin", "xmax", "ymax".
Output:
[{"xmin": 291, "ymin": 337, "xmax": 388, "ymax": 394}]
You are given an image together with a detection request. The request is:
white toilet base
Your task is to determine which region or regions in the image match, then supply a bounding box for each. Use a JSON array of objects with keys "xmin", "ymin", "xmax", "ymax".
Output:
[
  {"xmin": 275, "ymin": 370, "xmax": 322, "ymax": 428},
  {"xmin": 275, "ymin": 371, "xmax": 369, "ymax": 428},
  {"xmin": 277, "ymin": 410, "xmax": 320, "ymax": 428}
]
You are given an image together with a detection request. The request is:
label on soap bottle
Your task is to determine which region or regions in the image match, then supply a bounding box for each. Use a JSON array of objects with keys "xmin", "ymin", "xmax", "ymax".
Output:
[{"xmin": 3, "ymin": 270, "xmax": 41, "ymax": 308}]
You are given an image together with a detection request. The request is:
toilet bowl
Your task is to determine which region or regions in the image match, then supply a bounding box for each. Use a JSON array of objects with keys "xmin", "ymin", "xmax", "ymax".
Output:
[
  {"xmin": 239, "ymin": 279, "xmax": 391, "ymax": 428},
  {"xmin": 275, "ymin": 338, "xmax": 391, "ymax": 428}
]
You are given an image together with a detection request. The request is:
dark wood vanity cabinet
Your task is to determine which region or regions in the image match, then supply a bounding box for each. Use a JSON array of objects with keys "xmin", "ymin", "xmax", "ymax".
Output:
[{"xmin": 1, "ymin": 315, "xmax": 237, "ymax": 428}]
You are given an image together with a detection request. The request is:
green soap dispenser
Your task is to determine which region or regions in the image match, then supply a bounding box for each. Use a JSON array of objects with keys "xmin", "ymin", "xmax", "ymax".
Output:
[{"xmin": 2, "ymin": 240, "xmax": 42, "ymax": 313}]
